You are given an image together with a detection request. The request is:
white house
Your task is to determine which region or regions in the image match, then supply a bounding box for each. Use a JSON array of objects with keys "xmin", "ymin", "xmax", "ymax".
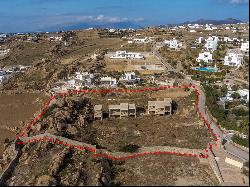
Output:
[
  {"xmin": 196, "ymin": 51, "xmax": 213, "ymax": 63},
  {"xmin": 224, "ymin": 37, "xmax": 233, "ymax": 43},
  {"xmin": 164, "ymin": 38, "xmax": 182, "ymax": 50},
  {"xmin": 74, "ymin": 72, "xmax": 95, "ymax": 87},
  {"xmin": 221, "ymin": 86, "xmax": 249, "ymax": 102},
  {"xmin": 198, "ymin": 37, "xmax": 205, "ymax": 44},
  {"xmin": 49, "ymin": 36, "xmax": 62, "ymax": 41},
  {"xmin": 224, "ymin": 53, "xmax": 244, "ymax": 68},
  {"xmin": 119, "ymin": 72, "xmax": 140, "ymax": 86},
  {"xmin": 100, "ymin": 76, "xmax": 117, "ymax": 87},
  {"xmin": 240, "ymin": 41, "xmax": 249, "ymax": 54},
  {"xmin": 119, "ymin": 72, "xmax": 136, "ymax": 81},
  {"xmin": 132, "ymin": 37, "xmax": 153, "ymax": 44},
  {"xmin": 204, "ymin": 36, "xmax": 219, "ymax": 51},
  {"xmin": 110, "ymin": 51, "xmax": 144, "ymax": 60},
  {"xmin": 237, "ymin": 89, "xmax": 249, "ymax": 102},
  {"xmin": 0, "ymin": 70, "xmax": 6, "ymax": 83},
  {"xmin": 0, "ymin": 48, "xmax": 10, "ymax": 56}
]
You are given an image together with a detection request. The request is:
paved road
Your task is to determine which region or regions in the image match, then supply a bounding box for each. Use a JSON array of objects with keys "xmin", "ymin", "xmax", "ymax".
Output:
[
  {"xmin": 151, "ymin": 42, "xmax": 177, "ymax": 72},
  {"xmin": 195, "ymin": 84, "xmax": 249, "ymax": 162}
]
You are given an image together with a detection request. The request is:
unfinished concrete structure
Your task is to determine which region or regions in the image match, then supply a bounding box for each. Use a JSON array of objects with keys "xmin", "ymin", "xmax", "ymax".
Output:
[
  {"xmin": 94, "ymin": 105, "xmax": 103, "ymax": 120},
  {"xmin": 109, "ymin": 103, "xmax": 136, "ymax": 118},
  {"xmin": 148, "ymin": 98, "xmax": 172, "ymax": 115}
]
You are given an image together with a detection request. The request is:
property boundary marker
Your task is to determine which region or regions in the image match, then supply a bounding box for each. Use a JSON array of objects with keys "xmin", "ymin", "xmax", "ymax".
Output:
[{"xmin": 15, "ymin": 84, "xmax": 221, "ymax": 161}]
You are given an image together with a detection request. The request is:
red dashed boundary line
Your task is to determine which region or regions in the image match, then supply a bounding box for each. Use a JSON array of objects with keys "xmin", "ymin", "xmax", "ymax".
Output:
[{"xmin": 15, "ymin": 84, "xmax": 221, "ymax": 160}]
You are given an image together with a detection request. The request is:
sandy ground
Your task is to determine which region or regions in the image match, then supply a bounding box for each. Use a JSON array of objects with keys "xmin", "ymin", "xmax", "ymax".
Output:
[
  {"xmin": 115, "ymin": 154, "xmax": 219, "ymax": 185},
  {"xmin": 0, "ymin": 93, "xmax": 48, "ymax": 156}
]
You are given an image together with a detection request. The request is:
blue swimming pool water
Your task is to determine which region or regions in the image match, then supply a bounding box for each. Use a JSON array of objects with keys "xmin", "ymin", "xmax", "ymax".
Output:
[{"xmin": 195, "ymin": 67, "xmax": 218, "ymax": 72}]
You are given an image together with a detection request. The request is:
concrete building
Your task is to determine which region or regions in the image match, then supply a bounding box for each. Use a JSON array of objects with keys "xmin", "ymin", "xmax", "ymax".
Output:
[
  {"xmin": 240, "ymin": 41, "xmax": 249, "ymax": 54},
  {"xmin": 205, "ymin": 36, "xmax": 219, "ymax": 52},
  {"xmin": 148, "ymin": 98, "xmax": 172, "ymax": 115},
  {"xmin": 237, "ymin": 89, "xmax": 249, "ymax": 102},
  {"xmin": 110, "ymin": 51, "xmax": 144, "ymax": 59},
  {"xmin": 164, "ymin": 38, "xmax": 182, "ymax": 50},
  {"xmin": 198, "ymin": 37, "xmax": 205, "ymax": 44},
  {"xmin": 74, "ymin": 72, "xmax": 95, "ymax": 87},
  {"xmin": 0, "ymin": 48, "xmax": 10, "ymax": 56},
  {"xmin": 224, "ymin": 52, "xmax": 244, "ymax": 68},
  {"xmin": 119, "ymin": 72, "xmax": 140, "ymax": 86},
  {"xmin": 94, "ymin": 105, "xmax": 103, "ymax": 120},
  {"xmin": 131, "ymin": 37, "xmax": 153, "ymax": 44},
  {"xmin": 100, "ymin": 76, "xmax": 117, "ymax": 87},
  {"xmin": 109, "ymin": 103, "xmax": 136, "ymax": 118},
  {"xmin": 196, "ymin": 51, "xmax": 213, "ymax": 63}
]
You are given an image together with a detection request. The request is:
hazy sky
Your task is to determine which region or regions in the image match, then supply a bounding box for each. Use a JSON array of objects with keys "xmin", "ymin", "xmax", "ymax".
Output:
[{"xmin": 0, "ymin": 0, "xmax": 249, "ymax": 33}]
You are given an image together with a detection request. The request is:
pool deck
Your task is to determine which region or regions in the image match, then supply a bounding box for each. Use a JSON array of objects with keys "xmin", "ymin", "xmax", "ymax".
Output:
[{"xmin": 191, "ymin": 66, "xmax": 220, "ymax": 73}]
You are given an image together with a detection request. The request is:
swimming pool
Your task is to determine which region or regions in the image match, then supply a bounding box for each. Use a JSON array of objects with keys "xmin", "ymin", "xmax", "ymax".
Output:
[{"xmin": 194, "ymin": 67, "xmax": 219, "ymax": 72}]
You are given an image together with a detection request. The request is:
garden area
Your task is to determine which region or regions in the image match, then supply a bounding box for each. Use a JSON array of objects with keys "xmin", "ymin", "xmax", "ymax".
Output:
[{"xmin": 202, "ymin": 84, "xmax": 249, "ymax": 147}]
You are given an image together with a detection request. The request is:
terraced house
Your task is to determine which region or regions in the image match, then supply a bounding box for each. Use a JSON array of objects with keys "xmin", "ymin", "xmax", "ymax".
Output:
[{"xmin": 148, "ymin": 98, "xmax": 172, "ymax": 116}]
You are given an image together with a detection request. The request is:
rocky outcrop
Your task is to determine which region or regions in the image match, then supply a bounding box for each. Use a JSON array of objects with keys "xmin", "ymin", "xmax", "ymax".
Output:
[
  {"xmin": 35, "ymin": 175, "xmax": 57, "ymax": 186},
  {"xmin": 48, "ymin": 149, "xmax": 69, "ymax": 176}
]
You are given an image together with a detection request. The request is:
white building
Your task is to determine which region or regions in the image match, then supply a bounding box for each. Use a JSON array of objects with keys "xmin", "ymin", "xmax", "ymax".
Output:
[
  {"xmin": 100, "ymin": 76, "xmax": 117, "ymax": 87},
  {"xmin": 196, "ymin": 51, "xmax": 213, "ymax": 63},
  {"xmin": 74, "ymin": 72, "xmax": 95, "ymax": 87},
  {"xmin": 132, "ymin": 37, "xmax": 153, "ymax": 44},
  {"xmin": 224, "ymin": 53, "xmax": 244, "ymax": 68},
  {"xmin": 0, "ymin": 48, "xmax": 10, "ymax": 56},
  {"xmin": 0, "ymin": 70, "xmax": 7, "ymax": 83},
  {"xmin": 198, "ymin": 37, "xmax": 205, "ymax": 44},
  {"xmin": 110, "ymin": 51, "xmax": 144, "ymax": 59},
  {"xmin": 237, "ymin": 89, "xmax": 249, "ymax": 102},
  {"xmin": 119, "ymin": 72, "xmax": 136, "ymax": 81},
  {"xmin": 223, "ymin": 89, "xmax": 249, "ymax": 102},
  {"xmin": 119, "ymin": 72, "xmax": 140, "ymax": 86},
  {"xmin": 164, "ymin": 38, "xmax": 182, "ymax": 50},
  {"xmin": 224, "ymin": 37, "xmax": 233, "ymax": 43},
  {"xmin": 240, "ymin": 41, "xmax": 249, "ymax": 54},
  {"xmin": 49, "ymin": 36, "xmax": 62, "ymax": 41},
  {"xmin": 204, "ymin": 36, "xmax": 219, "ymax": 51}
]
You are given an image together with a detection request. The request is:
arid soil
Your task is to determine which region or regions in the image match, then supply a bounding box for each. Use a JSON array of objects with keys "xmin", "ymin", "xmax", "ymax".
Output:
[
  {"xmin": 115, "ymin": 154, "xmax": 219, "ymax": 186},
  {"xmin": 3, "ymin": 142, "xmax": 219, "ymax": 186},
  {"xmin": 0, "ymin": 93, "xmax": 48, "ymax": 156},
  {"xmin": 92, "ymin": 93, "xmax": 212, "ymax": 151}
]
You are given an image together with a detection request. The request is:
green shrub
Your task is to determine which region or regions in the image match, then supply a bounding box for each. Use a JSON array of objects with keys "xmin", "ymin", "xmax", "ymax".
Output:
[{"xmin": 232, "ymin": 135, "xmax": 249, "ymax": 148}]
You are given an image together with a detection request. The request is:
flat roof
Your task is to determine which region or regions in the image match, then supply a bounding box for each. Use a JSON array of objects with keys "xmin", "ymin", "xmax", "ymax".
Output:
[
  {"xmin": 94, "ymin": 105, "xmax": 102, "ymax": 110},
  {"xmin": 148, "ymin": 98, "xmax": 172, "ymax": 107},
  {"xmin": 129, "ymin": 104, "xmax": 136, "ymax": 109},
  {"xmin": 120, "ymin": 103, "xmax": 129, "ymax": 110},
  {"xmin": 109, "ymin": 105, "xmax": 121, "ymax": 110}
]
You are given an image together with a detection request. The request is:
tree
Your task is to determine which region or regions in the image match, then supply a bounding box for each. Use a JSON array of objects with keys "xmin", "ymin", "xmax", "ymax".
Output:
[{"xmin": 231, "ymin": 92, "xmax": 241, "ymax": 100}]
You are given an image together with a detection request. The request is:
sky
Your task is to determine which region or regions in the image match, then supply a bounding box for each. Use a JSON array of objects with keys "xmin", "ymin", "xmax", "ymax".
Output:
[{"xmin": 0, "ymin": 0, "xmax": 249, "ymax": 33}]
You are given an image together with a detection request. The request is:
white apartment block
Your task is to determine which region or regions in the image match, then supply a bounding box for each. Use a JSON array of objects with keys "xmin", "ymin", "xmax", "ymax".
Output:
[
  {"xmin": 205, "ymin": 36, "xmax": 219, "ymax": 52},
  {"xmin": 196, "ymin": 51, "xmax": 213, "ymax": 63},
  {"xmin": 224, "ymin": 53, "xmax": 243, "ymax": 68},
  {"xmin": 110, "ymin": 51, "xmax": 144, "ymax": 59},
  {"xmin": 240, "ymin": 41, "xmax": 249, "ymax": 54}
]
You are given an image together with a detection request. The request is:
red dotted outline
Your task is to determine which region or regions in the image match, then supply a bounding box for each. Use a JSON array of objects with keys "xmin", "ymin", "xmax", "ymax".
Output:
[{"xmin": 15, "ymin": 84, "xmax": 221, "ymax": 160}]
